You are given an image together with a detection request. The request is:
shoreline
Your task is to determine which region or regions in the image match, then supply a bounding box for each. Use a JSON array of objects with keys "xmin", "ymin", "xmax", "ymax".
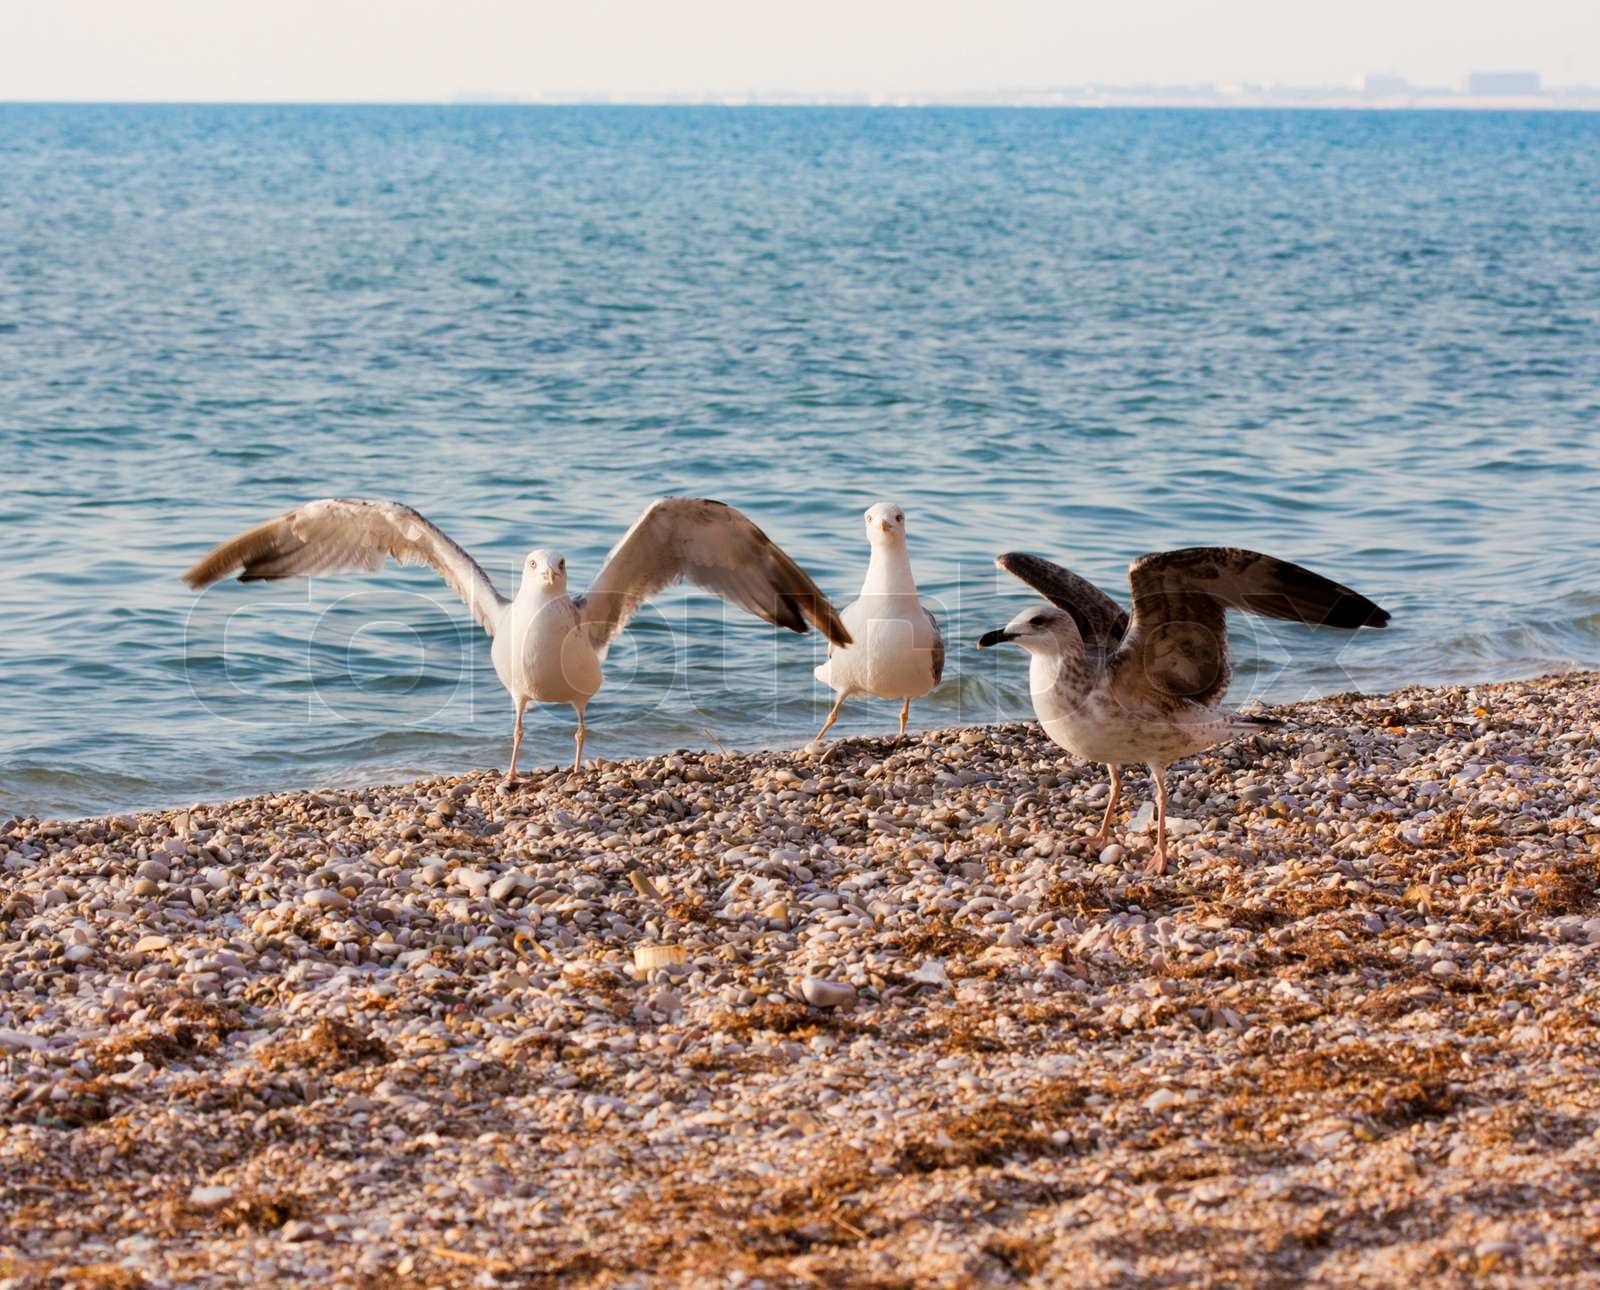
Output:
[{"xmin": 2, "ymin": 670, "xmax": 1599, "ymax": 1284}]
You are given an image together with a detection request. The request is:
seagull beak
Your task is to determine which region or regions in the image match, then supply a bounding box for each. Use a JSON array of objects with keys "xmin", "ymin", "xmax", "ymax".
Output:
[{"xmin": 976, "ymin": 628, "xmax": 1014, "ymax": 649}]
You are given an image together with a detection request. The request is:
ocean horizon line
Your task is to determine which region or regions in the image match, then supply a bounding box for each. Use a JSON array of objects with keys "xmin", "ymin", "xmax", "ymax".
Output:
[{"xmin": 4, "ymin": 97, "xmax": 1599, "ymax": 112}]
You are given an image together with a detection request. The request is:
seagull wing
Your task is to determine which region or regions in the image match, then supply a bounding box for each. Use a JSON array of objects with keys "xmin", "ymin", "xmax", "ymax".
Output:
[
  {"xmin": 181, "ymin": 498, "xmax": 510, "ymax": 635},
  {"xmin": 995, "ymin": 552, "xmax": 1130, "ymax": 652},
  {"xmin": 577, "ymin": 498, "xmax": 852, "ymax": 656},
  {"xmin": 1120, "ymin": 547, "xmax": 1389, "ymax": 707},
  {"xmin": 924, "ymin": 606, "xmax": 945, "ymax": 686}
]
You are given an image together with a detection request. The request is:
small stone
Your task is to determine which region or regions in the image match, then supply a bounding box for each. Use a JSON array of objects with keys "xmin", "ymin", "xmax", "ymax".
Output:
[
  {"xmin": 1099, "ymin": 844, "xmax": 1124, "ymax": 864},
  {"xmin": 136, "ymin": 860, "xmax": 169, "ymax": 882},
  {"xmin": 1143, "ymin": 1088, "xmax": 1182, "ymax": 1113},
  {"xmin": 134, "ymin": 935, "xmax": 171, "ymax": 953},
  {"xmin": 303, "ymin": 889, "xmax": 350, "ymax": 911},
  {"xmin": 1474, "ymin": 1239, "xmax": 1518, "ymax": 1271},
  {"xmin": 189, "ymin": 1185, "xmax": 235, "ymax": 1208},
  {"xmin": 799, "ymin": 977, "xmax": 855, "ymax": 1009},
  {"xmin": 1431, "ymin": 958, "xmax": 1459, "ymax": 978}
]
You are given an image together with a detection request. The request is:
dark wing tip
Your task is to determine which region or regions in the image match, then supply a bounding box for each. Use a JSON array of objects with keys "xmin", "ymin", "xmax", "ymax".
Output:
[
  {"xmin": 1326, "ymin": 597, "xmax": 1390, "ymax": 630},
  {"xmin": 775, "ymin": 591, "xmax": 808, "ymax": 634},
  {"xmin": 763, "ymin": 540, "xmax": 852, "ymax": 647},
  {"xmin": 814, "ymin": 596, "xmax": 853, "ymax": 647}
]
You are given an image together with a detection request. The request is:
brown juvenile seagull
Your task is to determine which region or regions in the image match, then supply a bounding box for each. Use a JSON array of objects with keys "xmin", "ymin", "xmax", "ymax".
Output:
[
  {"xmin": 184, "ymin": 497, "xmax": 850, "ymax": 776},
  {"xmin": 977, "ymin": 548, "xmax": 1390, "ymax": 874}
]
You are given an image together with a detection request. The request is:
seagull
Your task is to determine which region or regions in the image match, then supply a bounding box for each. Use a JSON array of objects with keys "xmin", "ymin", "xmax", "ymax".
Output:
[
  {"xmin": 977, "ymin": 547, "xmax": 1389, "ymax": 874},
  {"xmin": 183, "ymin": 497, "xmax": 851, "ymax": 776},
  {"xmin": 813, "ymin": 502, "xmax": 944, "ymax": 742}
]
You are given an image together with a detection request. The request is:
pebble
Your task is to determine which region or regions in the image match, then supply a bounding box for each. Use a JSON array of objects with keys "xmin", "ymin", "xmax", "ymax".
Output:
[{"xmin": 799, "ymin": 977, "xmax": 856, "ymax": 1009}]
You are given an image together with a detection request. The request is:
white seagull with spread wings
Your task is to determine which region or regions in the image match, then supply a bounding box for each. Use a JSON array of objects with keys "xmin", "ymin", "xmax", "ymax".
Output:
[
  {"xmin": 184, "ymin": 497, "xmax": 851, "ymax": 777},
  {"xmin": 979, "ymin": 547, "xmax": 1389, "ymax": 874}
]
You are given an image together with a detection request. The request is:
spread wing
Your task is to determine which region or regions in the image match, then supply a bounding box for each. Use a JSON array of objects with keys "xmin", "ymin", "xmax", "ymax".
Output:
[
  {"xmin": 1120, "ymin": 547, "xmax": 1390, "ymax": 706},
  {"xmin": 181, "ymin": 498, "xmax": 509, "ymax": 635},
  {"xmin": 995, "ymin": 552, "xmax": 1130, "ymax": 652},
  {"xmin": 577, "ymin": 498, "xmax": 852, "ymax": 655}
]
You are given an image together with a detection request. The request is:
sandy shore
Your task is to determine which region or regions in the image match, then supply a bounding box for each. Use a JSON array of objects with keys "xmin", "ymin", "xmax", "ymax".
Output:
[{"xmin": 2, "ymin": 672, "xmax": 1599, "ymax": 1287}]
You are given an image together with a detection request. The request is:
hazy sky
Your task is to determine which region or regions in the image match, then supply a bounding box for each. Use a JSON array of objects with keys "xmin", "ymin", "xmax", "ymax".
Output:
[{"xmin": 4, "ymin": 0, "xmax": 1597, "ymax": 102}]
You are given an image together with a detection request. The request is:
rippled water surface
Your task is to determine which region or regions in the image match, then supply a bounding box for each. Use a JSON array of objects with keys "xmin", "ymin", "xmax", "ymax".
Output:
[{"xmin": 3, "ymin": 105, "xmax": 1597, "ymax": 818}]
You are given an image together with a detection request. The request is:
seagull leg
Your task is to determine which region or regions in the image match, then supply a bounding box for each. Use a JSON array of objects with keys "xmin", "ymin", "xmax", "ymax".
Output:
[
  {"xmin": 506, "ymin": 699, "xmax": 527, "ymax": 783},
  {"xmin": 1149, "ymin": 765, "xmax": 1170, "ymax": 876},
  {"xmin": 573, "ymin": 706, "xmax": 587, "ymax": 772},
  {"xmin": 814, "ymin": 692, "xmax": 848, "ymax": 743},
  {"xmin": 1087, "ymin": 764, "xmax": 1122, "ymax": 847},
  {"xmin": 898, "ymin": 699, "xmax": 910, "ymax": 738}
]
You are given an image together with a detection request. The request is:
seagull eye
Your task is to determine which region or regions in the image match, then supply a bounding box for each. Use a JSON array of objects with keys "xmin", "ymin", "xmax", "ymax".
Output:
[{"xmin": 1030, "ymin": 615, "xmax": 1046, "ymax": 628}]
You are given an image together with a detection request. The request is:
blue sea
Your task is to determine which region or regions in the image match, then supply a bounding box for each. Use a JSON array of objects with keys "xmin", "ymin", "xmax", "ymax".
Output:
[{"xmin": 2, "ymin": 105, "xmax": 1597, "ymax": 820}]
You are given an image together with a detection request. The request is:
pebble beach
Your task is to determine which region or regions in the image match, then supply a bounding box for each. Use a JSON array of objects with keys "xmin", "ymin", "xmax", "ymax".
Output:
[{"xmin": 3, "ymin": 670, "xmax": 1599, "ymax": 1287}]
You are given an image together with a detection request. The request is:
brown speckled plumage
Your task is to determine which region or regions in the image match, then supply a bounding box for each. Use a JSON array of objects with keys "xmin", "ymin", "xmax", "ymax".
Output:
[{"xmin": 989, "ymin": 545, "xmax": 1390, "ymax": 873}]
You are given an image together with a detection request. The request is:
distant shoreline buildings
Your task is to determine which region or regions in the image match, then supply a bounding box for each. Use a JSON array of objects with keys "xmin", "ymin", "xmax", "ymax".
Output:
[{"xmin": 452, "ymin": 71, "xmax": 1600, "ymax": 110}]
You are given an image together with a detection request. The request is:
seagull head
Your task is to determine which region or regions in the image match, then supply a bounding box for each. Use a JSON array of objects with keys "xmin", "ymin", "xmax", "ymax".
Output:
[
  {"xmin": 523, "ymin": 548, "xmax": 567, "ymax": 592},
  {"xmin": 864, "ymin": 502, "xmax": 906, "ymax": 546},
  {"xmin": 977, "ymin": 605, "xmax": 1078, "ymax": 654}
]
